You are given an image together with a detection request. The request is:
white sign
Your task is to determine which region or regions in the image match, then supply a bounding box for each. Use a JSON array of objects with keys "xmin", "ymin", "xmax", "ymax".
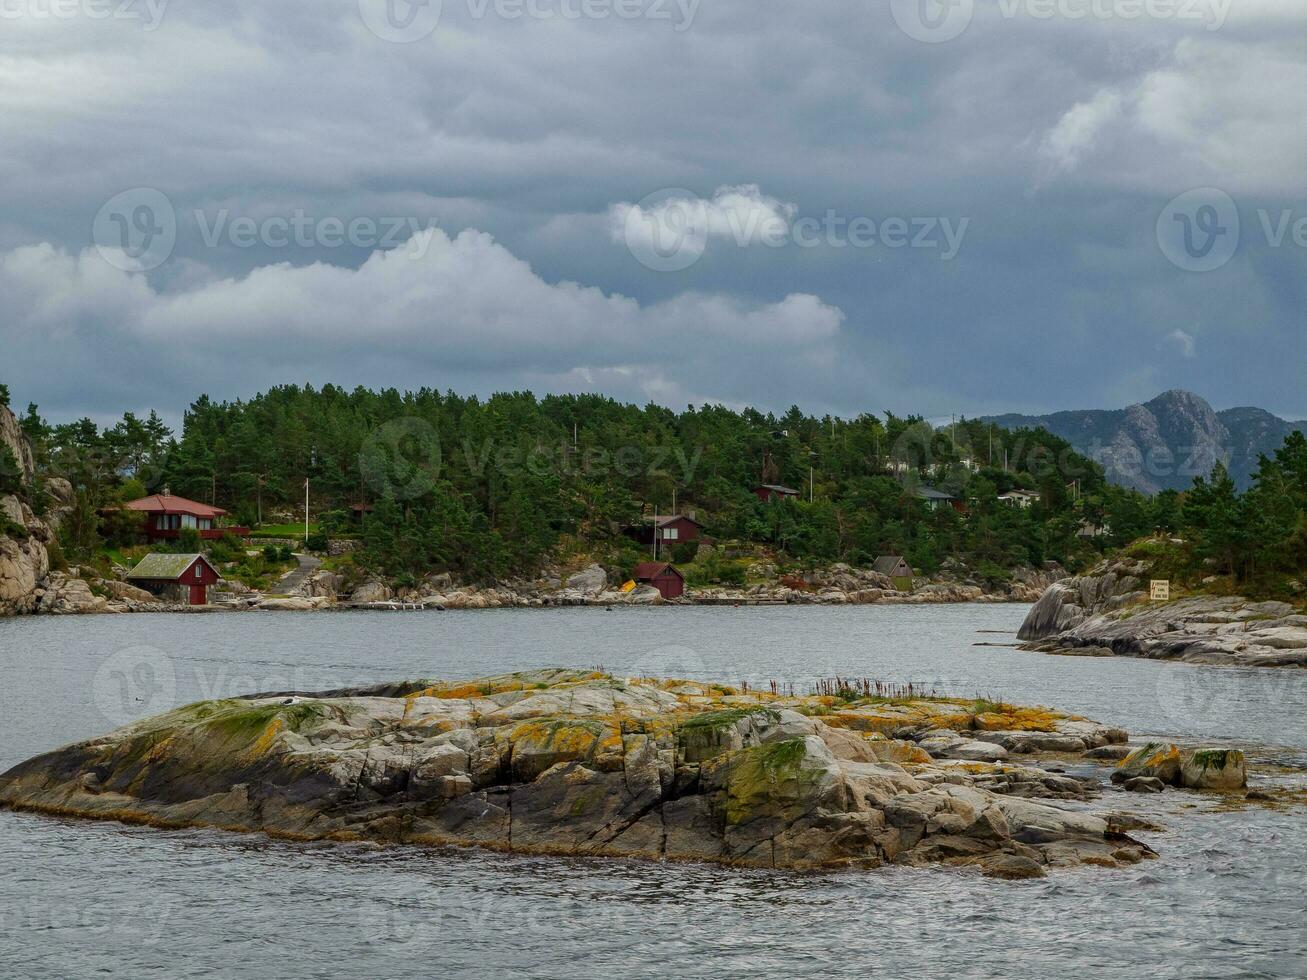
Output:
[{"xmin": 1151, "ymin": 580, "xmax": 1171, "ymax": 601}]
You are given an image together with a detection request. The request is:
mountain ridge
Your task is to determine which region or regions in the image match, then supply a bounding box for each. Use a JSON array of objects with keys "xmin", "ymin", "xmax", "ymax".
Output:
[{"xmin": 984, "ymin": 390, "xmax": 1307, "ymax": 493}]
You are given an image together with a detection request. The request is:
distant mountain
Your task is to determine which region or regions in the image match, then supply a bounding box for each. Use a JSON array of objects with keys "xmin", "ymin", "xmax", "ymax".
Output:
[{"xmin": 985, "ymin": 390, "xmax": 1307, "ymax": 494}]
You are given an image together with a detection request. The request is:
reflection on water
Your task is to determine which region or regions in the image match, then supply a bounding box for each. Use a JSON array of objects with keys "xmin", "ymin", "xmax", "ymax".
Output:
[{"xmin": 2, "ymin": 607, "xmax": 1306, "ymax": 978}]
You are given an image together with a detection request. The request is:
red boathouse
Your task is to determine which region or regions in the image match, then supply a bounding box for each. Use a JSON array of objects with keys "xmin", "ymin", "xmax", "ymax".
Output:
[
  {"xmin": 633, "ymin": 562, "xmax": 685, "ymax": 600},
  {"xmin": 126, "ymin": 553, "xmax": 222, "ymax": 606}
]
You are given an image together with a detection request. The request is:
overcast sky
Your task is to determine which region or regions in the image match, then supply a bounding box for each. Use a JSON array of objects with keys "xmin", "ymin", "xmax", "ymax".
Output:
[{"xmin": 2, "ymin": 0, "xmax": 1304, "ymax": 427}]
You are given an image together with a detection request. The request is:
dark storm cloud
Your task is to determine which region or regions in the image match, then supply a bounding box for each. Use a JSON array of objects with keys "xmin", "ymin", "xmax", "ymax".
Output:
[{"xmin": 0, "ymin": 0, "xmax": 1303, "ymax": 423}]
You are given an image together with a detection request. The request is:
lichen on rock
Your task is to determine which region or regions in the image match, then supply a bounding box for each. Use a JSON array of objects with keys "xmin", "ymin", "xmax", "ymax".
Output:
[{"xmin": 1, "ymin": 669, "xmax": 1171, "ymax": 876}]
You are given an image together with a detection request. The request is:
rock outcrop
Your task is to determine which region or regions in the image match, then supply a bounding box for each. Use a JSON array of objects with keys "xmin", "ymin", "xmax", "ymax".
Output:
[
  {"xmin": 1018, "ymin": 559, "xmax": 1307, "ymax": 667},
  {"xmin": 565, "ymin": 563, "xmax": 607, "ymax": 595},
  {"xmin": 0, "ymin": 669, "xmax": 1168, "ymax": 877},
  {"xmin": 0, "ymin": 403, "xmax": 53, "ymax": 616}
]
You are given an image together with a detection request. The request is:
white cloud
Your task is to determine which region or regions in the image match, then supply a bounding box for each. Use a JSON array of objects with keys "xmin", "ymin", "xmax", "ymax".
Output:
[
  {"xmin": 1167, "ymin": 328, "xmax": 1197, "ymax": 359},
  {"xmin": 0, "ymin": 229, "xmax": 846, "ymax": 411},
  {"xmin": 610, "ymin": 185, "xmax": 798, "ymax": 254},
  {"xmin": 1039, "ymin": 89, "xmax": 1123, "ymax": 173}
]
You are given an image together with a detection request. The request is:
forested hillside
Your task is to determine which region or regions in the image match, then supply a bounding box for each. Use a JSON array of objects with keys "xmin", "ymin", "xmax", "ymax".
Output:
[{"xmin": 4, "ymin": 382, "xmax": 1217, "ymax": 585}]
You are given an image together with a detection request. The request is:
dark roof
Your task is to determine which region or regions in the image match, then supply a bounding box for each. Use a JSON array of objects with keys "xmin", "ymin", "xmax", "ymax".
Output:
[
  {"xmin": 126, "ymin": 553, "xmax": 219, "ymax": 581},
  {"xmin": 649, "ymin": 514, "xmax": 703, "ymax": 527},
  {"xmin": 756, "ymin": 484, "xmax": 800, "ymax": 495},
  {"xmin": 915, "ymin": 486, "xmax": 956, "ymax": 501},
  {"xmin": 123, "ymin": 493, "xmax": 227, "ymax": 518},
  {"xmin": 633, "ymin": 562, "xmax": 683, "ymax": 580},
  {"xmin": 872, "ymin": 556, "xmax": 910, "ymax": 576}
]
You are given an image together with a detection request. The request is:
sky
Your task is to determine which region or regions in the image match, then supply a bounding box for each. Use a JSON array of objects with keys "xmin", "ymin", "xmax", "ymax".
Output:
[{"xmin": 1, "ymin": 0, "xmax": 1304, "ymax": 428}]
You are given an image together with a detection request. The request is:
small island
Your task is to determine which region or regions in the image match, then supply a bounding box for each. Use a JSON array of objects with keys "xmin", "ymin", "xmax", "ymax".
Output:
[{"xmin": 0, "ymin": 669, "xmax": 1252, "ymax": 879}]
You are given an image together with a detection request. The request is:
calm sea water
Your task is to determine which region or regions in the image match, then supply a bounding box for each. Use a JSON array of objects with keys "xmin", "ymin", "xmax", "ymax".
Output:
[{"xmin": 2, "ymin": 606, "xmax": 1305, "ymax": 979}]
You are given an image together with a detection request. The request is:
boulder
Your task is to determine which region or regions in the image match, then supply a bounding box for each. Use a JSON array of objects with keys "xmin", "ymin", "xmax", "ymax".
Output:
[
  {"xmin": 33, "ymin": 574, "xmax": 107, "ymax": 615},
  {"xmin": 918, "ymin": 733, "xmax": 1009, "ymax": 762},
  {"xmin": 1085, "ymin": 744, "xmax": 1134, "ymax": 761},
  {"xmin": 565, "ymin": 564, "xmax": 607, "ymax": 595},
  {"xmin": 257, "ymin": 597, "xmax": 317, "ymax": 611},
  {"xmin": 99, "ymin": 580, "xmax": 158, "ymax": 603},
  {"xmin": 1179, "ymin": 749, "xmax": 1247, "ymax": 790},
  {"xmin": 1123, "ymin": 776, "xmax": 1165, "ymax": 794},
  {"xmin": 1111, "ymin": 742, "xmax": 1182, "ymax": 786},
  {"xmin": 349, "ymin": 580, "xmax": 392, "ymax": 604}
]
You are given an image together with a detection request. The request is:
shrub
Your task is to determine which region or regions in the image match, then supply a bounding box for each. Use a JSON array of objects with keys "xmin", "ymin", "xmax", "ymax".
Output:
[
  {"xmin": 278, "ymin": 545, "xmax": 294, "ymax": 561},
  {"xmin": 0, "ymin": 446, "xmax": 22, "ymax": 496},
  {"xmin": 176, "ymin": 527, "xmax": 202, "ymax": 554},
  {"xmin": 262, "ymin": 545, "xmax": 280, "ymax": 563},
  {"xmin": 716, "ymin": 561, "xmax": 747, "ymax": 587},
  {"xmin": 205, "ymin": 533, "xmax": 246, "ymax": 564},
  {"xmin": 305, "ymin": 533, "xmax": 329, "ymax": 553},
  {"xmin": 671, "ymin": 541, "xmax": 699, "ymax": 565},
  {"xmin": 45, "ymin": 535, "xmax": 68, "ymax": 572}
]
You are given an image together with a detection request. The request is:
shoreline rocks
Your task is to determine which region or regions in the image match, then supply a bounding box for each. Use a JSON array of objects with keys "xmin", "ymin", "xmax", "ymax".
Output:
[
  {"xmin": 1018, "ymin": 559, "xmax": 1307, "ymax": 668},
  {"xmin": 1110, "ymin": 743, "xmax": 1247, "ymax": 791},
  {"xmin": 0, "ymin": 669, "xmax": 1177, "ymax": 877}
]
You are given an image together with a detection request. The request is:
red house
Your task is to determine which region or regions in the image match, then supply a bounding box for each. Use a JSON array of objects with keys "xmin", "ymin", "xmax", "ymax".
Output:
[
  {"xmin": 624, "ymin": 513, "xmax": 705, "ymax": 551},
  {"xmin": 633, "ymin": 562, "xmax": 685, "ymax": 600},
  {"xmin": 754, "ymin": 484, "xmax": 800, "ymax": 503},
  {"xmin": 126, "ymin": 553, "xmax": 222, "ymax": 606},
  {"xmin": 124, "ymin": 491, "xmax": 249, "ymax": 542}
]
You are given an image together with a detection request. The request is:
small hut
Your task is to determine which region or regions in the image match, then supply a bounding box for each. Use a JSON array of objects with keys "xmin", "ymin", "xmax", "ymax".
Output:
[
  {"xmin": 126, "ymin": 553, "xmax": 221, "ymax": 606},
  {"xmin": 633, "ymin": 562, "xmax": 685, "ymax": 600}
]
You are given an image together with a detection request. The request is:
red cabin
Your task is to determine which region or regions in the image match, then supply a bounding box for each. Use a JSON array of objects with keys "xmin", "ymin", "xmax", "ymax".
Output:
[
  {"xmin": 754, "ymin": 484, "xmax": 800, "ymax": 503},
  {"xmin": 123, "ymin": 491, "xmax": 249, "ymax": 541},
  {"xmin": 633, "ymin": 562, "xmax": 685, "ymax": 600},
  {"xmin": 623, "ymin": 514, "xmax": 705, "ymax": 551},
  {"xmin": 126, "ymin": 553, "xmax": 222, "ymax": 606}
]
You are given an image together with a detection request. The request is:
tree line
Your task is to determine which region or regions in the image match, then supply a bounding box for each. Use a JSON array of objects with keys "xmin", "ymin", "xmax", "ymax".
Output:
[{"xmin": 9, "ymin": 382, "xmax": 1299, "ymax": 590}]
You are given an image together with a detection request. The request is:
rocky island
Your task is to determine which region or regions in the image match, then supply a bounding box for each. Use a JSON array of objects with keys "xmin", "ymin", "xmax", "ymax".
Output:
[{"xmin": 0, "ymin": 669, "xmax": 1250, "ymax": 879}]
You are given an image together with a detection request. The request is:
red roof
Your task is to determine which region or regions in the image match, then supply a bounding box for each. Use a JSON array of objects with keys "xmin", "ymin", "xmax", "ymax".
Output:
[
  {"xmin": 123, "ymin": 494, "xmax": 227, "ymax": 518},
  {"xmin": 634, "ymin": 562, "xmax": 683, "ymax": 580}
]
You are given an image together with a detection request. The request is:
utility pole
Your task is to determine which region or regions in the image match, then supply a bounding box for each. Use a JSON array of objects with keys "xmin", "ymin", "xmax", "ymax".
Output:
[{"xmin": 304, "ymin": 478, "xmax": 309, "ymax": 544}]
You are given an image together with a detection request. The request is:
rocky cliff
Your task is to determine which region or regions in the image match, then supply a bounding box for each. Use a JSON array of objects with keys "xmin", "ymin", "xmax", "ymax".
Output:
[
  {"xmin": 0, "ymin": 403, "xmax": 52, "ymax": 616},
  {"xmin": 1018, "ymin": 559, "xmax": 1307, "ymax": 667}
]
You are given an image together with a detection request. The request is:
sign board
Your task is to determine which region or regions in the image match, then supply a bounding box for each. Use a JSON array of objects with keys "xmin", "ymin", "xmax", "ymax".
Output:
[{"xmin": 1150, "ymin": 580, "xmax": 1170, "ymax": 602}]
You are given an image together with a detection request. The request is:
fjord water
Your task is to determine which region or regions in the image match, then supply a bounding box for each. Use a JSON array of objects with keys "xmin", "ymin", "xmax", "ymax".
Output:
[{"xmin": 2, "ymin": 606, "xmax": 1305, "ymax": 978}]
